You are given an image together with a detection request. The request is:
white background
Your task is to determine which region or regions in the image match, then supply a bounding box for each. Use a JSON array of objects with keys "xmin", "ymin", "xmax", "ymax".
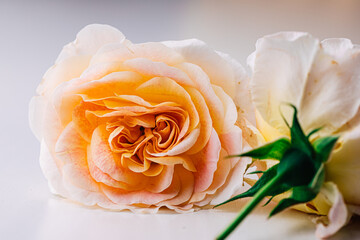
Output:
[{"xmin": 1, "ymin": 0, "xmax": 360, "ymax": 239}]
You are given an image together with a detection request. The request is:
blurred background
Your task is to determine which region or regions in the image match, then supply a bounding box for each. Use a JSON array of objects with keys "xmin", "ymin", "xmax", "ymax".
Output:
[{"xmin": 1, "ymin": 0, "xmax": 360, "ymax": 239}]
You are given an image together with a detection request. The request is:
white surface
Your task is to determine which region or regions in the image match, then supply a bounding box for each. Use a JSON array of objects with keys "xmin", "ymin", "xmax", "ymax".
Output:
[{"xmin": 1, "ymin": 0, "xmax": 360, "ymax": 239}]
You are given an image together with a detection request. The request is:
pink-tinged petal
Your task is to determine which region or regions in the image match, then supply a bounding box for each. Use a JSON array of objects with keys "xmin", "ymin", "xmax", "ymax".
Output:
[
  {"xmin": 56, "ymin": 24, "xmax": 126, "ymax": 63},
  {"xmin": 162, "ymin": 39, "xmax": 238, "ymax": 99},
  {"xmin": 212, "ymin": 85, "xmax": 238, "ymax": 134},
  {"xmin": 192, "ymin": 149, "xmax": 231, "ymax": 206},
  {"xmin": 101, "ymin": 173, "xmax": 181, "ymax": 205},
  {"xmin": 29, "ymin": 96, "xmax": 47, "ymax": 141},
  {"xmin": 54, "ymin": 122, "xmax": 112, "ymax": 205},
  {"xmin": 185, "ymin": 87, "xmax": 213, "ymax": 154},
  {"xmin": 219, "ymin": 126, "xmax": 243, "ymax": 167},
  {"xmin": 316, "ymin": 182, "xmax": 350, "ymax": 239},
  {"xmin": 145, "ymin": 166, "xmax": 175, "ymax": 193},
  {"xmin": 193, "ymin": 129, "xmax": 221, "ymax": 193},
  {"xmin": 90, "ymin": 125, "xmax": 147, "ymax": 184},
  {"xmin": 209, "ymin": 151, "xmax": 252, "ymax": 205},
  {"xmin": 123, "ymin": 58, "xmax": 195, "ymax": 87},
  {"xmin": 177, "ymin": 62, "xmax": 225, "ymax": 132},
  {"xmin": 250, "ymin": 32, "xmax": 319, "ymax": 134},
  {"xmin": 160, "ymin": 166, "xmax": 194, "ymax": 206}
]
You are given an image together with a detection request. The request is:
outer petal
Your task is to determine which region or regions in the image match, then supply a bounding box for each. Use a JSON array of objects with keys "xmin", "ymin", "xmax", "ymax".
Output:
[
  {"xmin": 250, "ymin": 32, "xmax": 319, "ymax": 134},
  {"xmin": 162, "ymin": 39, "xmax": 238, "ymax": 99},
  {"xmin": 56, "ymin": 24, "xmax": 126, "ymax": 63},
  {"xmin": 326, "ymin": 122, "xmax": 360, "ymax": 205},
  {"xmin": 29, "ymin": 96, "xmax": 47, "ymax": 141},
  {"xmin": 217, "ymin": 51, "xmax": 255, "ymax": 125},
  {"xmin": 315, "ymin": 182, "xmax": 350, "ymax": 239},
  {"xmin": 299, "ymin": 39, "xmax": 360, "ymax": 133}
]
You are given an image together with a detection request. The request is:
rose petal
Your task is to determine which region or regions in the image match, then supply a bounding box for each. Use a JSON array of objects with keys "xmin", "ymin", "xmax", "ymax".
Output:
[
  {"xmin": 29, "ymin": 96, "xmax": 47, "ymax": 141},
  {"xmin": 326, "ymin": 122, "xmax": 360, "ymax": 205},
  {"xmin": 316, "ymin": 182, "xmax": 350, "ymax": 239},
  {"xmin": 193, "ymin": 129, "xmax": 221, "ymax": 193},
  {"xmin": 250, "ymin": 32, "xmax": 319, "ymax": 134},
  {"xmin": 56, "ymin": 24, "xmax": 126, "ymax": 63},
  {"xmin": 299, "ymin": 38, "xmax": 360, "ymax": 133},
  {"xmin": 123, "ymin": 58, "xmax": 195, "ymax": 87},
  {"xmin": 162, "ymin": 39, "xmax": 238, "ymax": 99}
]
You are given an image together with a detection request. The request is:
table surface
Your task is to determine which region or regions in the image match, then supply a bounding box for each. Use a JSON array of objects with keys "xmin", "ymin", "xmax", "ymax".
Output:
[{"xmin": 1, "ymin": 1, "xmax": 360, "ymax": 239}]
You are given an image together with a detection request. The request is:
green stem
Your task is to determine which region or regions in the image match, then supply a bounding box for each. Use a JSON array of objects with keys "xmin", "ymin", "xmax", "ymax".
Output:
[{"xmin": 216, "ymin": 173, "xmax": 285, "ymax": 240}]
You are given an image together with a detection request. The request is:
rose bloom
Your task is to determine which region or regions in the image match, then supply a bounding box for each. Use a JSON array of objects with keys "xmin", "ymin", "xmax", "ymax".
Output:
[
  {"xmin": 248, "ymin": 31, "xmax": 360, "ymax": 237},
  {"xmin": 29, "ymin": 24, "xmax": 257, "ymax": 213}
]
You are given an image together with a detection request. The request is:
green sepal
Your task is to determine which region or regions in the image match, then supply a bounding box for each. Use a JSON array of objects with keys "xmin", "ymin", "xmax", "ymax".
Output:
[
  {"xmin": 313, "ymin": 136, "xmax": 339, "ymax": 163},
  {"xmin": 247, "ymin": 171, "xmax": 265, "ymax": 175},
  {"xmin": 263, "ymin": 196, "xmax": 274, "ymax": 207},
  {"xmin": 306, "ymin": 127, "xmax": 322, "ymax": 139},
  {"xmin": 286, "ymin": 105, "xmax": 313, "ymax": 157},
  {"xmin": 231, "ymin": 138, "xmax": 291, "ymax": 160}
]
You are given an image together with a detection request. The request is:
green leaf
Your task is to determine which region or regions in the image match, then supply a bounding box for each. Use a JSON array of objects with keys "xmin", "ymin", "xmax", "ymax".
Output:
[
  {"xmin": 233, "ymin": 138, "xmax": 291, "ymax": 160},
  {"xmin": 313, "ymin": 136, "xmax": 339, "ymax": 163}
]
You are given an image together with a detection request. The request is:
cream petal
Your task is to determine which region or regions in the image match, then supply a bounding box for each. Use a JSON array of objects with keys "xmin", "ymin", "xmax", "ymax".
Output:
[
  {"xmin": 299, "ymin": 38, "xmax": 360, "ymax": 133},
  {"xmin": 217, "ymin": 51, "xmax": 255, "ymax": 125},
  {"xmin": 91, "ymin": 41, "xmax": 184, "ymax": 67},
  {"xmin": 29, "ymin": 96, "xmax": 47, "ymax": 141},
  {"xmin": 315, "ymin": 182, "xmax": 350, "ymax": 239},
  {"xmin": 250, "ymin": 32, "xmax": 319, "ymax": 134},
  {"xmin": 37, "ymin": 55, "xmax": 90, "ymax": 97},
  {"xmin": 326, "ymin": 123, "xmax": 360, "ymax": 205},
  {"xmin": 162, "ymin": 39, "xmax": 238, "ymax": 99},
  {"xmin": 39, "ymin": 140, "xmax": 68, "ymax": 197},
  {"xmin": 56, "ymin": 24, "xmax": 126, "ymax": 63}
]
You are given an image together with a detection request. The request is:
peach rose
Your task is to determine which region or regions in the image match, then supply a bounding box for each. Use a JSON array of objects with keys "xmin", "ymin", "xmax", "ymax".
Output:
[{"xmin": 29, "ymin": 24, "xmax": 257, "ymax": 212}]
